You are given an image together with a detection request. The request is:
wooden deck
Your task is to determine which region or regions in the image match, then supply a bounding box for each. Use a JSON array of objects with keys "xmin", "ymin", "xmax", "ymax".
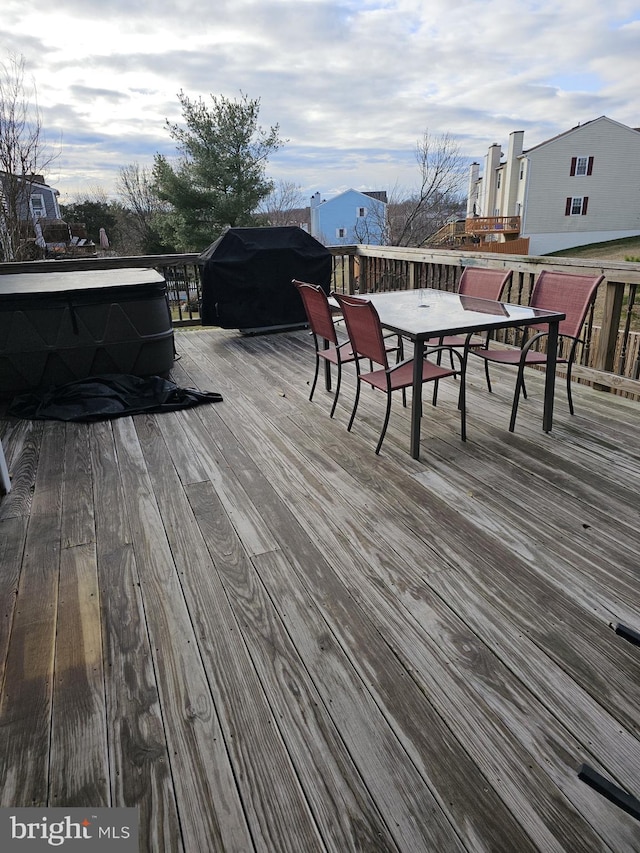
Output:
[{"xmin": 1, "ymin": 326, "xmax": 640, "ymax": 852}]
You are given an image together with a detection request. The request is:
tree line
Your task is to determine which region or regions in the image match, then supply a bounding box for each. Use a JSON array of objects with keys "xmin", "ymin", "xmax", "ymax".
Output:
[{"xmin": 1, "ymin": 53, "xmax": 466, "ymax": 261}]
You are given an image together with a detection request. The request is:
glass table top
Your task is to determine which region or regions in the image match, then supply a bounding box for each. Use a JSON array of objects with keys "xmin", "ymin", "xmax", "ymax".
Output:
[{"xmin": 362, "ymin": 289, "xmax": 565, "ymax": 339}]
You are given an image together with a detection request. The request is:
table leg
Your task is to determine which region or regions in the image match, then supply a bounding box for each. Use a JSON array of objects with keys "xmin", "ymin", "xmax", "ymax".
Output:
[
  {"xmin": 410, "ymin": 338, "xmax": 424, "ymax": 459},
  {"xmin": 543, "ymin": 319, "xmax": 559, "ymax": 432}
]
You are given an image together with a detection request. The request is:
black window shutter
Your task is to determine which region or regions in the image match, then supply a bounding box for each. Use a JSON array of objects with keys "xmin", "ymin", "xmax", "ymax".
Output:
[
  {"xmin": 570, "ymin": 157, "xmax": 577, "ymax": 176},
  {"xmin": 587, "ymin": 156, "xmax": 594, "ymax": 175},
  {"xmin": 582, "ymin": 196, "xmax": 589, "ymax": 215},
  {"xmin": 565, "ymin": 197, "xmax": 572, "ymax": 216}
]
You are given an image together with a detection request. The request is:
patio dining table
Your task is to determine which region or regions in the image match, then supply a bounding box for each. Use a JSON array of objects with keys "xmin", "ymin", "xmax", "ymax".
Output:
[{"xmin": 337, "ymin": 288, "xmax": 566, "ymax": 461}]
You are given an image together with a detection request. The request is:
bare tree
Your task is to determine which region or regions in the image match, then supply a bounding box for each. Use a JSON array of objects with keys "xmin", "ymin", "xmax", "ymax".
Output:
[
  {"xmin": 117, "ymin": 162, "xmax": 171, "ymax": 253},
  {"xmin": 0, "ymin": 54, "xmax": 57, "ymax": 260},
  {"xmin": 257, "ymin": 179, "xmax": 307, "ymax": 227},
  {"xmin": 388, "ymin": 131, "xmax": 467, "ymax": 247},
  {"xmin": 73, "ymin": 184, "xmax": 112, "ymax": 207},
  {"xmin": 352, "ymin": 194, "xmax": 391, "ymax": 245}
]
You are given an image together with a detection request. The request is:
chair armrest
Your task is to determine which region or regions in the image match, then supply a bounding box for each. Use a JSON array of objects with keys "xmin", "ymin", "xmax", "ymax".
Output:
[{"xmin": 424, "ymin": 346, "xmax": 466, "ymax": 370}]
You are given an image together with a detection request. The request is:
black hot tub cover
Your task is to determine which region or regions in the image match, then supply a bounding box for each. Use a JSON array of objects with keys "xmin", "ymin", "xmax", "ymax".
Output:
[
  {"xmin": 198, "ymin": 226, "xmax": 332, "ymax": 330},
  {"xmin": 8, "ymin": 374, "xmax": 223, "ymax": 422}
]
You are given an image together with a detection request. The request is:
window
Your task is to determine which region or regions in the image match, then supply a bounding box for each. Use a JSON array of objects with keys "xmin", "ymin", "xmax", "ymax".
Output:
[
  {"xmin": 519, "ymin": 163, "xmax": 525, "ymax": 180},
  {"xmin": 496, "ymin": 172, "xmax": 502, "ymax": 189},
  {"xmin": 356, "ymin": 206, "xmax": 367, "ymax": 218},
  {"xmin": 570, "ymin": 156, "xmax": 594, "ymax": 176},
  {"xmin": 336, "ymin": 227, "xmax": 347, "ymax": 238},
  {"xmin": 565, "ymin": 196, "xmax": 589, "ymax": 216},
  {"xmin": 575, "ymin": 157, "xmax": 588, "ymax": 176},
  {"xmin": 30, "ymin": 193, "xmax": 46, "ymax": 218}
]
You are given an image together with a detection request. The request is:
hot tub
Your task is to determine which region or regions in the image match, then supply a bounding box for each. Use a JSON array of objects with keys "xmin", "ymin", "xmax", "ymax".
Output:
[{"xmin": 0, "ymin": 268, "xmax": 174, "ymax": 397}]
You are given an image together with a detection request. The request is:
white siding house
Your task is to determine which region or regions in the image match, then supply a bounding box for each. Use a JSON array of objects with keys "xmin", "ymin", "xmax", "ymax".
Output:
[{"xmin": 467, "ymin": 116, "xmax": 640, "ymax": 255}]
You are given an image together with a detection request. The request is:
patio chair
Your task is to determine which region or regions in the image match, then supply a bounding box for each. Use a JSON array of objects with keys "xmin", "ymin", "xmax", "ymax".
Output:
[
  {"xmin": 432, "ymin": 266, "xmax": 513, "ymax": 350},
  {"xmin": 294, "ymin": 280, "xmax": 404, "ymax": 417},
  {"xmin": 294, "ymin": 280, "xmax": 356, "ymax": 418},
  {"xmin": 334, "ymin": 293, "xmax": 467, "ymax": 454},
  {"xmin": 470, "ymin": 269, "xmax": 604, "ymax": 431},
  {"xmin": 429, "ymin": 266, "xmax": 513, "ymax": 401}
]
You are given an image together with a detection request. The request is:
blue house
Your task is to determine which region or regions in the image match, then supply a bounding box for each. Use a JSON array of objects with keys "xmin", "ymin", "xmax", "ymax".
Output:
[{"xmin": 309, "ymin": 189, "xmax": 388, "ymax": 245}]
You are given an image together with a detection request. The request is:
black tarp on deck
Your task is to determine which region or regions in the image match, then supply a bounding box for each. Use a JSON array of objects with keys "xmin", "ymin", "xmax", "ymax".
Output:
[{"xmin": 198, "ymin": 226, "xmax": 332, "ymax": 331}]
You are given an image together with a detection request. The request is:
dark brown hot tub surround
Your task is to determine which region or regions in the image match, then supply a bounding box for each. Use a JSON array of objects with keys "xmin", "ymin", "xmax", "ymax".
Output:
[{"xmin": 0, "ymin": 267, "xmax": 174, "ymax": 397}]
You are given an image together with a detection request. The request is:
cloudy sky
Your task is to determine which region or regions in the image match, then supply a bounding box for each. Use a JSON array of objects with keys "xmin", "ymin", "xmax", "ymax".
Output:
[{"xmin": 2, "ymin": 0, "xmax": 639, "ymax": 206}]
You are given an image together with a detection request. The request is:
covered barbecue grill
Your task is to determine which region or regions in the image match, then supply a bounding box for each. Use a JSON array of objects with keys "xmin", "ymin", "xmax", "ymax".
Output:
[{"xmin": 198, "ymin": 226, "xmax": 332, "ymax": 333}]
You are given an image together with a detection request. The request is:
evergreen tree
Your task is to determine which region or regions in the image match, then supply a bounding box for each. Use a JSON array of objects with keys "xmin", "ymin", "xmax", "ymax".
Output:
[
  {"xmin": 60, "ymin": 199, "xmax": 117, "ymax": 245},
  {"xmin": 153, "ymin": 91, "xmax": 283, "ymax": 251}
]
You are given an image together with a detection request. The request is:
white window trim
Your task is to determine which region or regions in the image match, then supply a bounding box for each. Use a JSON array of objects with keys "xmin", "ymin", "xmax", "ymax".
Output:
[
  {"xmin": 570, "ymin": 196, "xmax": 586, "ymax": 215},
  {"xmin": 30, "ymin": 193, "xmax": 46, "ymax": 217},
  {"xmin": 356, "ymin": 206, "xmax": 367, "ymax": 218},
  {"xmin": 575, "ymin": 156, "xmax": 589, "ymax": 176}
]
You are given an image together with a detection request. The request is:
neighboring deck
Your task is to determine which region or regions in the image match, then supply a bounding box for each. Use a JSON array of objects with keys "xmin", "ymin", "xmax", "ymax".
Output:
[{"xmin": 1, "ymin": 326, "xmax": 640, "ymax": 852}]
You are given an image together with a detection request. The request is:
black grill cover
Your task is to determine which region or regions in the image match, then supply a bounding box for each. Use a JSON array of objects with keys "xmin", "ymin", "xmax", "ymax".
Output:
[{"xmin": 198, "ymin": 226, "xmax": 332, "ymax": 330}]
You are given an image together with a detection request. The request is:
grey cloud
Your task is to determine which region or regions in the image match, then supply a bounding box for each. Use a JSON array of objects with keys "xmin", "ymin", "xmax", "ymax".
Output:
[{"xmin": 69, "ymin": 85, "xmax": 129, "ymax": 103}]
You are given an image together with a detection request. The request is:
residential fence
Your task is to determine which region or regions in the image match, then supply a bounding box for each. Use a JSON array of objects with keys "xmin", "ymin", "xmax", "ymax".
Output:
[{"xmin": 2, "ymin": 246, "xmax": 638, "ymax": 399}]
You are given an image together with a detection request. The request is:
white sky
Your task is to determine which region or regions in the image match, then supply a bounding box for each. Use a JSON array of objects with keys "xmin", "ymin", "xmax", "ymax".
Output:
[{"xmin": 2, "ymin": 0, "xmax": 639, "ymax": 205}]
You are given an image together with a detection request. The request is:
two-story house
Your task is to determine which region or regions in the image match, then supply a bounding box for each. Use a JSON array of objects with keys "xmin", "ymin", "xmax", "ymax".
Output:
[
  {"xmin": 0, "ymin": 172, "xmax": 63, "ymax": 259},
  {"xmin": 466, "ymin": 116, "xmax": 640, "ymax": 255},
  {"xmin": 309, "ymin": 189, "xmax": 388, "ymax": 246},
  {"xmin": 0, "ymin": 172, "xmax": 62, "ymax": 221},
  {"xmin": 0, "ymin": 172, "xmax": 98, "ymax": 259}
]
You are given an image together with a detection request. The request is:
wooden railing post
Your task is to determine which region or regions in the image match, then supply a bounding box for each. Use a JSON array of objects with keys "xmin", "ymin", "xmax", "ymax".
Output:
[
  {"xmin": 359, "ymin": 252, "xmax": 369, "ymax": 294},
  {"xmin": 408, "ymin": 261, "xmax": 416, "ymax": 291},
  {"xmin": 593, "ymin": 280, "xmax": 625, "ymax": 391},
  {"xmin": 348, "ymin": 252, "xmax": 357, "ymax": 294}
]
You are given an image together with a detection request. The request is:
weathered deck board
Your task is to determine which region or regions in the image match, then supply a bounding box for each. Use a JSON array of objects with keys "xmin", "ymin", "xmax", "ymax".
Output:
[
  {"xmin": 112, "ymin": 417, "xmax": 255, "ymax": 852},
  {"xmin": 89, "ymin": 420, "xmax": 183, "ymax": 850},
  {"xmin": 0, "ymin": 420, "xmax": 64, "ymax": 806},
  {"xmin": 50, "ymin": 422, "xmax": 109, "ymax": 807},
  {"xmin": 1, "ymin": 325, "xmax": 640, "ymax": 852}
]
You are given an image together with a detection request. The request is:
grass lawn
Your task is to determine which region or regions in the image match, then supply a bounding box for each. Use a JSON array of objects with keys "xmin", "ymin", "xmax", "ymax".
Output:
[{"xmin": 546, "ymin": 234, "xmax": 640, "ymax": 262}]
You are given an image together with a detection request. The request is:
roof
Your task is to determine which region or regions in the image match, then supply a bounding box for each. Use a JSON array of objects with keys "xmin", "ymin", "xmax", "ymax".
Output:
[
  {"xmin": 319, "ymin": 188, "xmax": 388, "ymax": 206},
  {"xmin": 523, "ymin": 115, "xmax": 640, "ymax": 155},
  {"xmin": 363, "ymin": 190, "xmax": 388, "ymax": 204}
]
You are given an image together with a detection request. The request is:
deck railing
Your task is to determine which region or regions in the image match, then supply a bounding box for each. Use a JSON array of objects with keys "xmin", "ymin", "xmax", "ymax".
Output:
[
  {"xmin": 2, "ymin": 247, "xmax": 639, "ymax": 398},
  {"xmin": 465, "ymin": 216, "xmax": 521, "ymax": 234},
  {"xmin": 330, "ymin": 246, "xmax": 640, "ymax": 398}
]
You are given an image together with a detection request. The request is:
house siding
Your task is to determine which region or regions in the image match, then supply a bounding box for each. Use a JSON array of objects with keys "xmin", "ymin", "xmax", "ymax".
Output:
[
  {"xmin": 0, "ymin": 174, "xmax": 61, "ymax": 222},
  {"xmin": 29, "ymin": 185, "xmax": 61, "ymax": 220},
  {"xmin": 523, "ymin": 119, "xmax": 640, "ymax": 244},
  {"xmin": 310, "ymin": 189, "xmax": 387, "ymax": 245},
  {"xmin": 470, "ymin": 117, "xmax": 640, "ymax": 255}
]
